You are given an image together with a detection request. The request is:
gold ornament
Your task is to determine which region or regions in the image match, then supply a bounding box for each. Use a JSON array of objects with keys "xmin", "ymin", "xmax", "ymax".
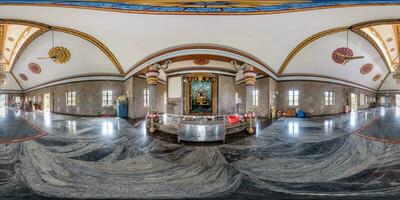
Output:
[{"xmin": 48, "ymin": 46, "xmax": 71, "ymax": 64}]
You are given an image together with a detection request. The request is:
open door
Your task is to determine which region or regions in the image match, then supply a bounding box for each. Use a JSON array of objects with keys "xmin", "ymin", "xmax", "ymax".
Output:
[
  {"xmin": 351, "ymin": 93, "xmax": 358, "ymax": 112},
  {"xmin": 43, "ymin": 93, "xmax": 51, "ymax": 112}
]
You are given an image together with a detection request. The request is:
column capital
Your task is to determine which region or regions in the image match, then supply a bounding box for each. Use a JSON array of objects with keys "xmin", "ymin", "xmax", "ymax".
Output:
[
  {"xmin": 243, "ymin": 66, "xmax": 257, "ymax": 85},
  {"xmin": 145, "ymin": 65, "xmax": 160, "ymax": 85}
]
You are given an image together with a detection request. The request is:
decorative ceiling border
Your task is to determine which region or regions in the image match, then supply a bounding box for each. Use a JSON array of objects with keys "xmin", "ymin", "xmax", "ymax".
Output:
[
  {"xmin": 377, "ymin": 72, "xmax": 390, "ymax": 90},
  {"xmin": 23, "ymin": 73, "xmax": 123, "ymax": 92},
  {"xmin": 278, "ymin": 27, "xmax": 348, "ymax": 74},
  {"xmin": 350, "ymin": 27, "xmax": 391, "ymax": 72},
  {"xmin": 125, "ymin": 44, "xmax": 277, "ymax": 78},
  {"xmin": 279, "ymin": 73, "xmax": 376, "ymax": 92},
  {"xmin": 0, "ymin": 19, "xmax": 124, "ymax": 77},
  {"xmin": 1, "ymin": 2, "xmax": 400, "ymax": 15},
  {"xmin": 9, "ymin": 71, "xmax": 23, "ymax": 90},
  {"xmin": 51, "ymin": 26, "xmax": 124, "ymax": 74}
]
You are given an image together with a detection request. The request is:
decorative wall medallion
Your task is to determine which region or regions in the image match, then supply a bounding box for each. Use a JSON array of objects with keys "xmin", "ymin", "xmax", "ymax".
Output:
[
  {"xmin": 332, "ymin": 47, "xmax": 353, "ymax": 64},
  {"xmin": 19, "ymin": 73, "xmax": 28, "ymax": 81},
  {"xmin": 386, "ymin": 37, "xmax": 393, "ymax": 42},
  {"xmin": 48, "ymin": 46, "xmax": 71, "ymax": 64},
  {"xmin": 193, "ymin": 59, "xmax": 210, "ymax": 65},
  {"xmin": 7, "ymin": 37, "xmax": 14, "ymax": 42},
  {"xmin": 373, "ymin": 74, "xmax": 382, "ymax": 81},
  {"xmin": 360, "ymin": 63, "xmax": 373, "ymax": 74},
  {"xmin": 391, "ymin": 48, "xmax": 396, "ymax": 52},
  {"xmin": 28, "ymin": 63, "xmax": 41, "ymax": 74}
]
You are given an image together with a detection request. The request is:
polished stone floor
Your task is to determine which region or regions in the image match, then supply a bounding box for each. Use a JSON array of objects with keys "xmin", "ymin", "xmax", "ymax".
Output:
[
  {"xmin": 0, "ymin": 107, "xmax": 45, "ymax": 144},
  {"xmin": 1, "ymin": 107, "xmax": 400, "ymax": 199}
]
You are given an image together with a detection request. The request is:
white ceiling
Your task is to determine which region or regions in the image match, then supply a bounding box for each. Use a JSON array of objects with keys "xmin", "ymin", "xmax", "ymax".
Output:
[
  {"xmin": 13, "ymin": 31, "xmax": 118, "ymax": 90},
  {"xmin": 1, "ymin": 72, "xmax": 21, "ymax": 91},
  {"xmin": 380, "ymin": 73, "xmax": 400, "ymax": 91},
  {"xmin": 285, "ymin": 31, "xmax": 388, "ymax": 90},
  {"xmin": 0, "ymin": 5, "xmax": 400, "ymax": 90}
]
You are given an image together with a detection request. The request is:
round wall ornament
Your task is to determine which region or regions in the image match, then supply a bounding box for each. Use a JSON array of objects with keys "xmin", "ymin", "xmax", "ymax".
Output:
[
  {"xmin": 28, "ymin": 63, "xmax": 42, "ymax": 74},
  {"xmin": 332, "ymin": 47, "xmax": 353, "ymax": 64},
  {"xmin": 360, "ymin": 63, "xmax": 373, "ymax": 74},
  {"xmin": 19, "ymin": 73, "xmax": 28, "ymax": 81}
]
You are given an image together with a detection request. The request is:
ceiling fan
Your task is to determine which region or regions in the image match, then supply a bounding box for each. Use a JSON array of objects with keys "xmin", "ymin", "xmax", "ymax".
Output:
[
  {"xmin": 333, "ymin": 52, "xmax": 364, "ymax": 65},
  {"xmin": 37, "ymin": 31, "xmax": 71, "ymax": 64},
  {"xmin": 335, "ymin": 29, "xmax": 364, "ymax": 65}
]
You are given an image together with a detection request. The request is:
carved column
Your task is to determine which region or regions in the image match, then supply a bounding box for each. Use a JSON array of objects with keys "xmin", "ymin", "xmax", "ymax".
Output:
[
  {"xmin": 243, "ymin": 66, "xmax": 257, "ymax": 112},
  {"xmin": 145, "ymin": 65, "xmax": 159, "ymax": 112}
]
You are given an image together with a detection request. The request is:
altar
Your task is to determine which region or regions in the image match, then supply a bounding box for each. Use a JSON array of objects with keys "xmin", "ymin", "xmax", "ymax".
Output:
[
  {"xmin": 153, "ymin": 114, "xmax": 252, "ymax": 143},
  {"xmin": 145, "ymin": 70, "xmax": 258, "ymax": 143}
]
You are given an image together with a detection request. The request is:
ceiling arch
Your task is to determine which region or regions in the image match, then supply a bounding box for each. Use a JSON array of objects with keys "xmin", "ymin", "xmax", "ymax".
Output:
[
  {"xmin": 0, "ymin": 19, "xmax": 123, "ymax": 75},
  {"xmin": 283, "ymin": 30, "xmax": 388, "ymax": 90},
  {"xmin": 1, "ymin": 5, "xmax": 400, "ymax": 91},
  {"xmin": 125, "ymin": 43, "xmax": 276, "ymax": 79},
  {"xmin": 13, "ymin": 30, "xmax": 119, "ymax": 90}
]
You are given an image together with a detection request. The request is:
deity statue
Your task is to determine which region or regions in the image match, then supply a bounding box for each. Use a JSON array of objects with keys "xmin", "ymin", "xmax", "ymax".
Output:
[{"xmin": 196, "ymin": 89, "xmax": 209, "ymax": 106}]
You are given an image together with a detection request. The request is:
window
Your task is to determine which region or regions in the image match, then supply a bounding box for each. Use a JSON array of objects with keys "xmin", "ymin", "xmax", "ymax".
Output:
[
  {"xmin": 32, "ymin": 96, "xmax": 36, "ymax": 103},
  {"xmin": 102, "ymin": 90, "xmax": 113, "ymax": 107},
  {"xmin": 365, "ymin": 95, "xmax": 369, "ymax": 105},
  {"xmin": 380, "ymin": 96, "xmax": 385, "ymax": 104},
  {"xmin": 235, "ymin": 92, "xmax": 239, "ymax": 104},
  {"xmin": 288, "ymin": 90, "xmax": 299, "ymax": 106},
  {"xmin": 66, "ymin": 92, "xmax": 76, "ymax": 106},
  {"xmin": 14, "ymin": 97, "xmax": 20, "ymax": 103},
  {"xmin": 164, "ymin": 92, "xmax": 167, "ymax": 105},
  {"xmin": 253, "ymin": 89, "xmax": 259, "ymax": 106},
  {"xmin": 144, "ymin": 88, "xmax": 149, "ymax": 107},
  {"xmin": 324, "ymin": 91, "xmax": 335, "ymax": 106},
  {"xmin": 360, "ymin": 93, "xmax": 365, "ymax": 106}
]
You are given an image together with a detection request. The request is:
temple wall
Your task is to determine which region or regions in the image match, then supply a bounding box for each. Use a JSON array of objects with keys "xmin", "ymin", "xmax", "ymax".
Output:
[
  {"xmin": 277, "ymin": 81, "xmax": 376, "ymax": 116},
  {"xmin": 218, "ymin": 75, "xmax": 236, "ymax": 115},
  {"xmin": 376, "ymin": 93, "xmax": 399, "ymax": 107},
  {"xmin": 124, "ymin": 76, "xmax": 166, "ymax": 119},
  {"xmin": 25, "ymin": 81, "xmax": 124, "ymax": 116},
  {"xmin": 19, "ymin": 76, "xmax": 380, "ymax": 118}
]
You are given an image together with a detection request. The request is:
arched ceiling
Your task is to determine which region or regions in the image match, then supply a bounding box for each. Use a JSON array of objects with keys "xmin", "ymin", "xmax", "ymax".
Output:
[
  {"xmin": 1, "ymin": 3, "xmax": 400, "ymax": 91},
  {"xmin": 13, "ymin": 31, "xmax": 118, "ymax": 90},
  {"xmin": 0, "ymin": 23, "xmax": 41, "ymax": 71},
  {"xmin": 284, "ymin": 31, "xmax": 388, "ymax": 90}
]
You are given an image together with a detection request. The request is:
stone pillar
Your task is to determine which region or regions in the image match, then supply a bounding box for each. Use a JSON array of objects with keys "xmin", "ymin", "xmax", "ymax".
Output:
[
  {"xmin": 145, "ymin": 65, "xmax": 160, "ymax": 112},
  {"xmin": 243, "ymin": 66, "xmax": 257, "ymax": 112}
]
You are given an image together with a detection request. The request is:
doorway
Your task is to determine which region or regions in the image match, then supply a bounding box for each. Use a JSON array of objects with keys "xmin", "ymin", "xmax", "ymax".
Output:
[
  {"xmin": 396, "ymin": 94, "xmax": 400, "ymax": 107},
  {"xmin": 43, "ymin": 93, "xmax": 51, "ymax": 112},
  {"xmin": 0, "ymin": 94, "xmax": 5, "ymax": 107},
  {"xmin": 350, "ymin": 93, "xmax": 358, "ymax": 112}
]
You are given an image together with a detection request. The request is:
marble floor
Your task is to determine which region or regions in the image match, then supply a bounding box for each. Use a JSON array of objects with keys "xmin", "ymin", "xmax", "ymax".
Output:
[{"xmin": 1, "ymin": 107, "xmax": 400, "ymax": 199}]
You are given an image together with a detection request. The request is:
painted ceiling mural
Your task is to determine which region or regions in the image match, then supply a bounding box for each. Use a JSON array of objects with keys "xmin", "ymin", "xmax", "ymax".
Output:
[{"xmin": 2, "ymin": 0, "xmax": 400, "ymax": 13}]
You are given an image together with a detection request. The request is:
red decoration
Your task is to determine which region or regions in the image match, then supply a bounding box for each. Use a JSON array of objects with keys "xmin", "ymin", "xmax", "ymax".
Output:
[
  {"xmin": 28, "ymin": 63, "xmax": 41, "ymax": 74},
  {"xmin": 19, "ymin": 73, "xmax": 28, "ymax": 81},
  {"xmin": 227, "ymin": 115, "xmax": 241, "ymax": 125},
  {"xmin": 360, "ymin": 63, "xmax": 373, "ymax": 74},
  {"xmin": 332, "ymin": 47, "xmax": 353, "ymax": 64},
  {"xmin": 193, "ymin": 59, "xmax": 209, "ymax": 65}
]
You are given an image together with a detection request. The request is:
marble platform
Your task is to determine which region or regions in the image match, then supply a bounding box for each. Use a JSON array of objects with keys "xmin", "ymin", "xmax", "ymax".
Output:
[{"xmin": 1, "ymin": 107, "xmax": 400, "ymax": 199}]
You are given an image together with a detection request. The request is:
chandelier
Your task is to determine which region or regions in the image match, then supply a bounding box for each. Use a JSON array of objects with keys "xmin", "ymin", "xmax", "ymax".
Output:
[{"xmin": 0, "ymin": 64, "xmax": 5, "ymax": 87}]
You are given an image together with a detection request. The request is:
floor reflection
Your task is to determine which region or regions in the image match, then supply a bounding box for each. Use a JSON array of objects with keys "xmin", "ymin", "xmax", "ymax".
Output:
[{"xmin": 2, "ymin": 107, "xmax": 400, "ymax": 199}]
